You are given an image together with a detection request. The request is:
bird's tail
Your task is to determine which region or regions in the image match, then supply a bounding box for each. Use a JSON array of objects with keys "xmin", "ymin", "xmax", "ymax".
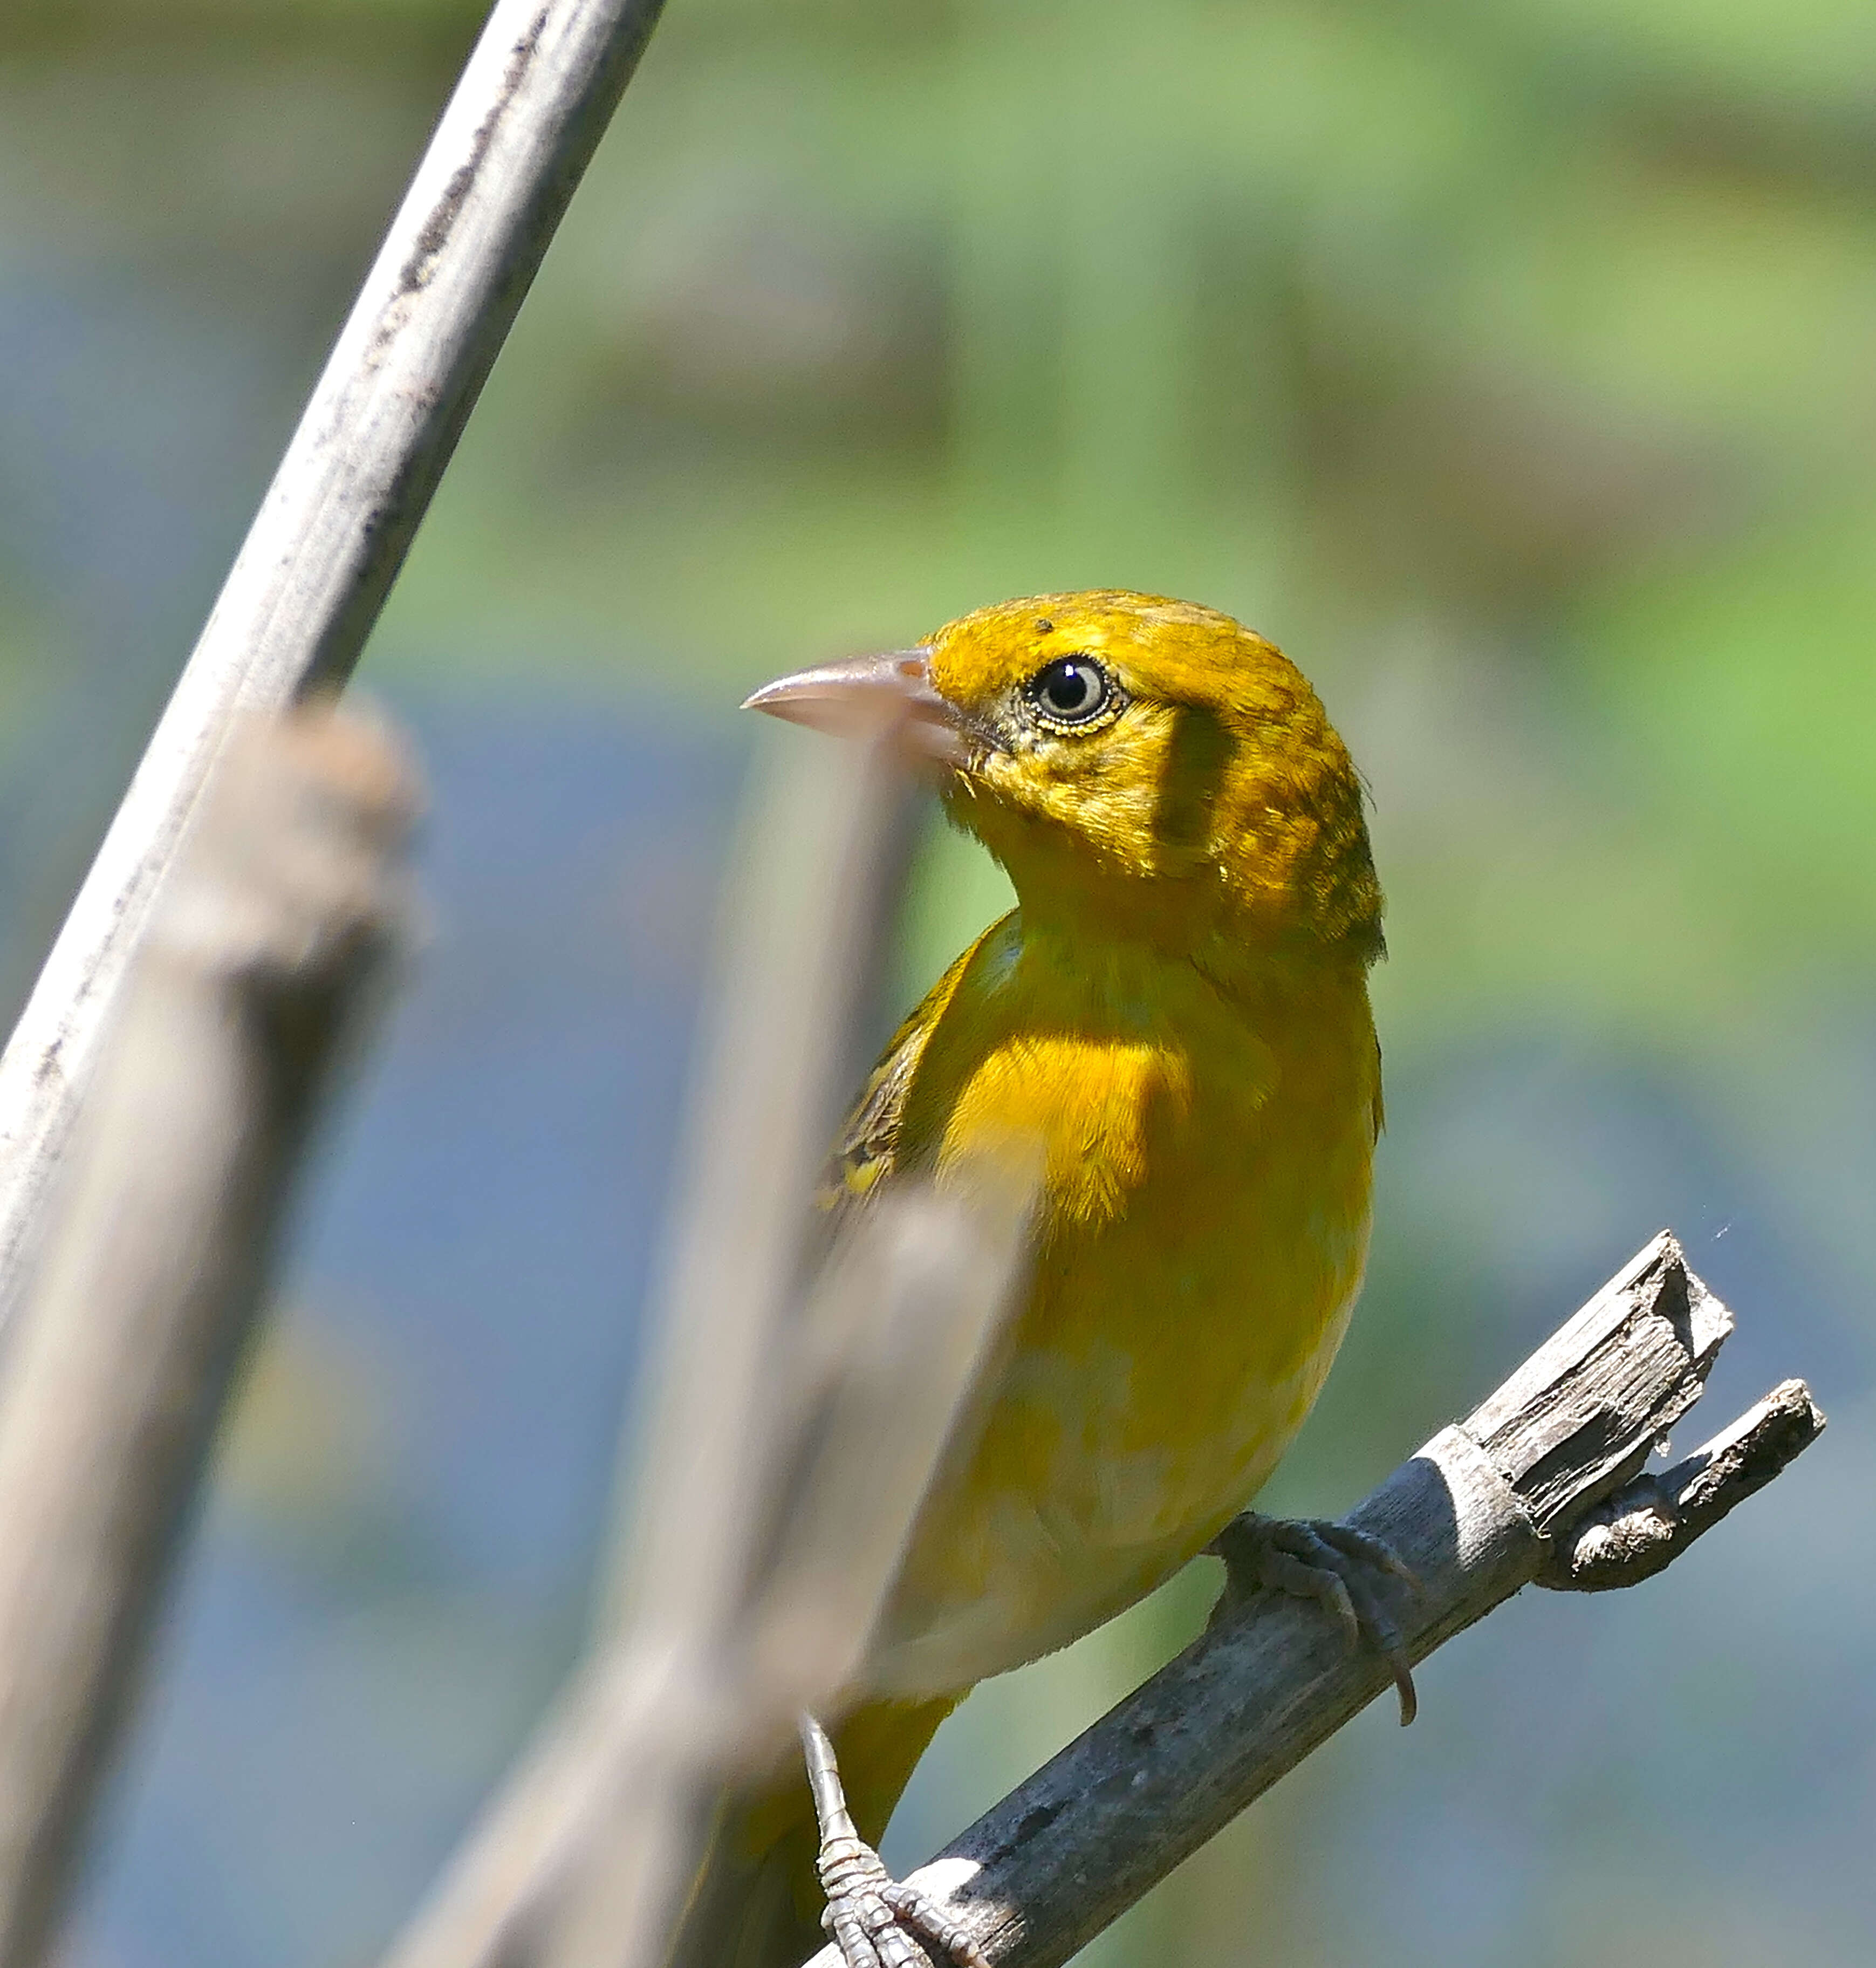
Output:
[{"xmin": 665, "ymin": 1692, "xmax": 960, "ymax": 1968}]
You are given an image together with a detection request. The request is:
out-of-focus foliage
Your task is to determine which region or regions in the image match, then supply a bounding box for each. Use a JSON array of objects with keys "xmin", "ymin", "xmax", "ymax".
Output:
[{"xmin": 1, "ymin": 3, "xmax": 1870, "ymax": 1967}]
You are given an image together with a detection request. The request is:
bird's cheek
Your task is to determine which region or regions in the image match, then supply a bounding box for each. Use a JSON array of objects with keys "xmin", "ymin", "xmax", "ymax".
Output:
[{"xmin": 964, "ymin": 750, "xmax": 1030, "ymax": 807}]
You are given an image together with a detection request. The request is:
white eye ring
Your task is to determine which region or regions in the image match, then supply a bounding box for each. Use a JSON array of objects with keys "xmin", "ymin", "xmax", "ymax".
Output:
[{"xmin": 1028, "ymin": 656, "xmax": 1113, "ymax": 726}]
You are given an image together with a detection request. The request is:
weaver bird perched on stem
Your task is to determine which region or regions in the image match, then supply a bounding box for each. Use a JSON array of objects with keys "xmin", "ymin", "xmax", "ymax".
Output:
[{"xmin": 672, "ymin": 591, "xmax": 1409, "ymax": 1968}]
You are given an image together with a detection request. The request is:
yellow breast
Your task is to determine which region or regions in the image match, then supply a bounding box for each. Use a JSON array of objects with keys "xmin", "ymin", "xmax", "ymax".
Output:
[{"xmin": 865, "ymin": 910, "xmax": 1380, "ymax": 1696}]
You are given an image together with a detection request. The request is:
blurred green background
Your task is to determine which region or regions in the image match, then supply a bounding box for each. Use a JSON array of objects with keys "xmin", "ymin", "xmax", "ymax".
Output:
[{"xmin": 2, "ymin": 2, "xmax": 1871, "ymax": 1965}]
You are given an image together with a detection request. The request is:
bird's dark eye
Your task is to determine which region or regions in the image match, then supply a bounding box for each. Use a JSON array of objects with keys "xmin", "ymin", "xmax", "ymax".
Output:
[{"xmin": 1028, "ymin": 655, "xmax": 1114, "ymax": 727}]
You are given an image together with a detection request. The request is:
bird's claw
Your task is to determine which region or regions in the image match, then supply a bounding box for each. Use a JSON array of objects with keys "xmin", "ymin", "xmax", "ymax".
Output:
[
  {"xmin": 817, "ymin": 1830, "xmax": 988, "ymax": 1968},
  {"xmin": 801, "ymin": 1711, "xmax": 987, "ymax": 1968},
  {"xmin": 1208, "ymin": 1511, "xmax": 1422, "ymax": 1725}
]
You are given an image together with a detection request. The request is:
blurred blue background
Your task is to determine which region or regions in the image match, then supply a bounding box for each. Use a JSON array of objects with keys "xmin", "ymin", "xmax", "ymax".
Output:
[{"xmin": 1, "ymin": 2, "xmax": 1870, "ymax": 1964}]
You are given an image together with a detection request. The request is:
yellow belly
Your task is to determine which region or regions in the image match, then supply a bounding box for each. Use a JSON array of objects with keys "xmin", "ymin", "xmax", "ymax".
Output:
[{"xmin": 862, "ymin": 914, "xmax": 1379, "ymax": 1697}]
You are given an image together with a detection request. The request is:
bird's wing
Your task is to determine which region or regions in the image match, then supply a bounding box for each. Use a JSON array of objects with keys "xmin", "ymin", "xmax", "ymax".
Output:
[{"xmin": 819, "ymin": 913, "xmax": 1011, "ymax": 1226}]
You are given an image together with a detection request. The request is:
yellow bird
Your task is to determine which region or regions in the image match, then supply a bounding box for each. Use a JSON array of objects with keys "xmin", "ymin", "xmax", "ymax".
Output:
[{"xmin": 673, "ymin": 590, "xmax": 1399, "ymax": 1968}]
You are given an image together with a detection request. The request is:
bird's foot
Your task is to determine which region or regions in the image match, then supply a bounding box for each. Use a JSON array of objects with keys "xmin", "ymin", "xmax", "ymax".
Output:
[
  {"xmin": 1207, "ymin": 1511, "xmax": 1422, "ymax": 1725},
  {"xmin": 801, "ymin": 1713, "xmax": 988, "ymax": 1968},
  {"xmin": 816, "ymin": 1829, "xmax": 988, "ymax": 1968}
]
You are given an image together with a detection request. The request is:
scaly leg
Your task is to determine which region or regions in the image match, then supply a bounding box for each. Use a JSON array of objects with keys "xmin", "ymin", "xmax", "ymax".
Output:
[
  {"xmin": 801, "ymin": 1712, "xmax": 988, "ymax": 1968},
  {"xmin": 1208, "ymin": 1512, "xmax": 1422, "ymax": 1725}
]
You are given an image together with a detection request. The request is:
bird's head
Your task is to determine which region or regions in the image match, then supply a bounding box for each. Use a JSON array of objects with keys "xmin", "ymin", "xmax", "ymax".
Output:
[{"xmin": 746, "ymin": 590, "xmax": 1381, "ymax": 966}]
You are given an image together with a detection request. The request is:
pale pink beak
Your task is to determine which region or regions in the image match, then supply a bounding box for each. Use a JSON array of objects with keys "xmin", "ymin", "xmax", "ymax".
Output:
[{"xmin": 741, "ymin": 647, "xmax": 973, "ymax": 768}]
